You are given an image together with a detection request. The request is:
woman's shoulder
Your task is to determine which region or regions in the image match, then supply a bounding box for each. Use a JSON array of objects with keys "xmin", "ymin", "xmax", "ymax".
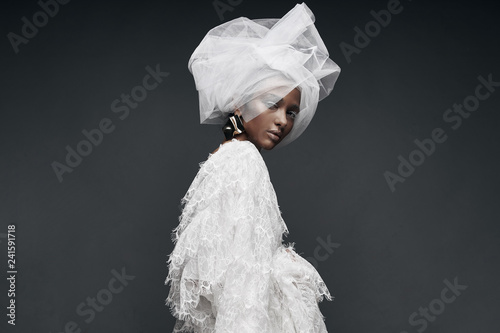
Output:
[
  {"xmin": 201, "ymin": 139, "xmax": 267, "ymax": 179},
  {"xmin": 208, "ymin": 138, "xmax": 260, "ymax": 161}
]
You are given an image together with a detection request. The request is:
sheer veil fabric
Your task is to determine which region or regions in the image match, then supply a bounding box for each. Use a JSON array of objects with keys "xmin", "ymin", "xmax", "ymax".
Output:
[{"xmin": 188, "ymin": 2, "xmax": 341, "ymax": 147}]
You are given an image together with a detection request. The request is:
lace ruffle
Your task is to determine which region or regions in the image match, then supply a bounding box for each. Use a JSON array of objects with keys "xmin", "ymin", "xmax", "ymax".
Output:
[{"xmin": 165, "ymin": 139, "xmax": 333, "ymax": 332}]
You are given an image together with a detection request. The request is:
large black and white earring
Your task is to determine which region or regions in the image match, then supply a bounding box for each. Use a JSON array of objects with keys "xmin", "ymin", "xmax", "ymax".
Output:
[{"xmin": 222, "ymin": 113, "xmax": 245, "ymax": 140}]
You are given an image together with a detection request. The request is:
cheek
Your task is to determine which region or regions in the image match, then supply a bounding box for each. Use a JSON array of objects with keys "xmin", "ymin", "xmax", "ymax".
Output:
[
  {"xmin": 246, "ymin": 115, "xmax": 267, "ymax": 134},
  {"xmin": 285, "ymin": 119, "xmax": 295, "ymax": 133},
  {"xmin": 244, "ymin": 122, "xmax": 261, "ymax": 139},
  {"xmin": 251, "ymin": 122, "xmax": 267, "ymax": 139}
]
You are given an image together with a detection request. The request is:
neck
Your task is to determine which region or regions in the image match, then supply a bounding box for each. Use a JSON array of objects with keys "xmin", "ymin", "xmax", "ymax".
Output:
[{"xmin": 222, "ymin": 133, "xmax": 262, "ymax": 151}]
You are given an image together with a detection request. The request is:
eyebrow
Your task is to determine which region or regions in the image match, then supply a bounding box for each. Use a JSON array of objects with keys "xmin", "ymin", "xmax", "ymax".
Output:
[{"xmin": 263, "ymin": 93, "xmax": 300, "ymax": 112}]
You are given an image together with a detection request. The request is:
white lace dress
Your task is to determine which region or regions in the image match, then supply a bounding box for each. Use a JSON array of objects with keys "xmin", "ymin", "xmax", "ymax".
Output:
[{"xmin": 165, "ymin": 139, "xmax": 333, "ymax": 333}]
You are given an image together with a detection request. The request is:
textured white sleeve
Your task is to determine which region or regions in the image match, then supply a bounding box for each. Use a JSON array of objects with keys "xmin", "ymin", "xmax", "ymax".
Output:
[{"xmin": 165, "ymin": 140, "xmax": 289, "ymax": 332}]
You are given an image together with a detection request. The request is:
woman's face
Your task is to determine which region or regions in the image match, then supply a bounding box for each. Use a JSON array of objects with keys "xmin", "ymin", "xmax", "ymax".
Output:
[{"xmin": 235, "ymin": 87, "xmax": 301, "ymax": 150}]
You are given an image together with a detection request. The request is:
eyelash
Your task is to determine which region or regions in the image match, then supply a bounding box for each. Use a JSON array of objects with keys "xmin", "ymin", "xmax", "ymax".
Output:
[
  {"xmin": 265, "ymin": 102, "xmax": 298, "ymax": 119},
  {"xmin": 287, "ymin": 110, "xmax": 298, "ymax": 119}
]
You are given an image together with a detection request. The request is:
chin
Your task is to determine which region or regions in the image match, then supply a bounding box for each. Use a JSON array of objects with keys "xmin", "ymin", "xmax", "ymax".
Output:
[
  {"xmin": 260, "ymin": 139, "xmax": 281, "ymax": 150},
  {"xmin": 261, "ymin": 145, "xmax": 276, "ymax": 151}
]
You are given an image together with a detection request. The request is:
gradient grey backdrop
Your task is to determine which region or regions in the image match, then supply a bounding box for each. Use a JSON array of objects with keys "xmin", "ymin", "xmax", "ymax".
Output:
[{"xmin": 1, "ymin": 0, "xmax": 499, "ymax": 332}]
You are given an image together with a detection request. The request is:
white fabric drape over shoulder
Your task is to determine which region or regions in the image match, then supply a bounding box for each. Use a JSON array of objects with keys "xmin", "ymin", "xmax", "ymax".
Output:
[{"xmin": 165, "ymin": 139, "xmax": 333, "ymax": 333}]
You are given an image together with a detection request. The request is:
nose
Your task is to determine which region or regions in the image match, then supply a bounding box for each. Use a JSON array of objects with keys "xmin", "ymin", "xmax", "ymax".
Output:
[{"xmin": 274, "ymin": 107, "xmax": 288, "ymax": 128}]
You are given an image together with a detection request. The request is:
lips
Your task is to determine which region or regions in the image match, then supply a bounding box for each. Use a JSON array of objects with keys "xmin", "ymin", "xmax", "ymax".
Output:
[{"xmin": 267, "ymin": 130, "xmax": 282, "ymax": 142}]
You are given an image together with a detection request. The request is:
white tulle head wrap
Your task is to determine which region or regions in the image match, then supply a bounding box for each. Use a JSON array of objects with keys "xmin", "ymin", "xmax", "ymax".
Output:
[{"xmin": 188, "ymin": 2, "xmax": 341, "ymax": 147}]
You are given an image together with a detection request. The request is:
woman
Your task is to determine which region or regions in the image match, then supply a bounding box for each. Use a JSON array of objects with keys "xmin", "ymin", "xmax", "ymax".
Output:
[{"xmin": 165, "ymin": 3, "xmax": 341, "ymax": 332}]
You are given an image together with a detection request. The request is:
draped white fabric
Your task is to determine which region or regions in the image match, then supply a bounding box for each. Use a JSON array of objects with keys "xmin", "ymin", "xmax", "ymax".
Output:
[
  {"xmin": 188, "ymin": 2, "xmax": 341, "ymax": 147},
  {"xmin": 165, "ymin": 139, "xmax": 333, "ymax": 332}
]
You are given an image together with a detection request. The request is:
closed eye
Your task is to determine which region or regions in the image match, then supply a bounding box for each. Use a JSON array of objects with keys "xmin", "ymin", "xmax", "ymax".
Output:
[
  {"xmin": 263, "ymin": 100, "xmax": 298, "ymax": 119},
  {"xmin": 265, "ymin": 101, "xmax": 279, "ymax": 109},
  {"xmin": 287, "ymin": 110, "xmax": 298, "ymax": 119}
]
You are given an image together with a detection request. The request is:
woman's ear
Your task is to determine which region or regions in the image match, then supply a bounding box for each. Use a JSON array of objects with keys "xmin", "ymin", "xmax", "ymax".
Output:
[{"xmin": 234, "ymin": 109, "xmax": 245, "ymax": 124}]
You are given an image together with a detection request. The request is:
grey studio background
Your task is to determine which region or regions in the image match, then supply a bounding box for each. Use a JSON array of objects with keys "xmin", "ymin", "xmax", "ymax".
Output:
[{"xmin": 1, "ymin": 0, "xmax": 499, "ymax": 332}]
